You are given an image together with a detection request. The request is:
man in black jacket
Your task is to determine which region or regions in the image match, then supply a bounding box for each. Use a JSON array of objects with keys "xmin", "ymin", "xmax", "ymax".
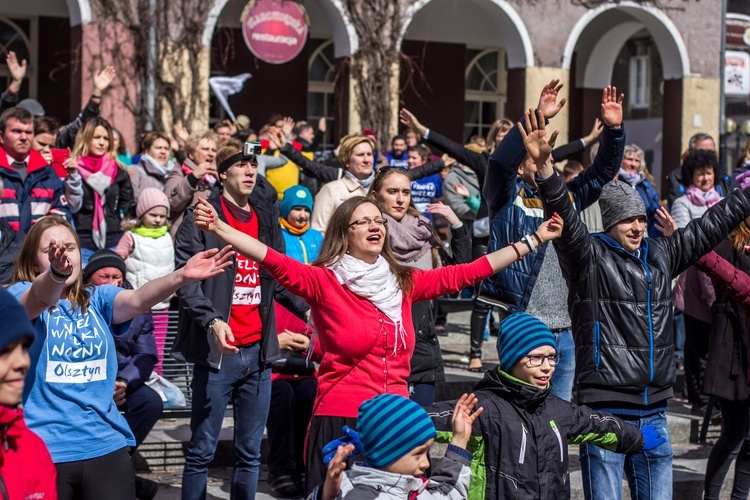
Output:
[
  {"xmin": 174, "ymin": 140, "xmax": 308, "ymax": 500},
  {"xmin": 523, "ymin": 109, "xmax": 750, "ymax": 500}
]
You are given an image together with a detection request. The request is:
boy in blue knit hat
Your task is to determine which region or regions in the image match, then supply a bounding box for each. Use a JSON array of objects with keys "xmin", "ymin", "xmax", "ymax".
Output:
[
  {"xmin": 318, "ymin": 393, "xmax": 482, "ymax": 500},
  {"xmin": 279, "ymin": 185, "xmax": 323, "ymax": 264},
  {"xmin": 429, "ymin": 313, "xmax": 665, "ymax": 500}
]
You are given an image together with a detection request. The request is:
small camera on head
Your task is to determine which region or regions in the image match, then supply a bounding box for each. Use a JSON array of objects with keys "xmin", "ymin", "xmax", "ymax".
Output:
[{"xmin": 243, "ymin": 141, "xmax": 262, "ymax": 161}]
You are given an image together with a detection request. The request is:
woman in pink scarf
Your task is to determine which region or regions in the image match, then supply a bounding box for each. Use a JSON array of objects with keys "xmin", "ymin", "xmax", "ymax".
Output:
[
  {"xmin": 71, "ymin": 117, "xmax": 135, "ymax": 265},
  {"xmin": 671, "ymin": 149, "xmax": 724, "ymax": 417}
]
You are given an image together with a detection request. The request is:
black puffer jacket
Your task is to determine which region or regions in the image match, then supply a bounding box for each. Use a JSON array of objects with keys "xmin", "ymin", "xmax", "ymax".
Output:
[
  {"xmin": 0, "ymin": 220, "xmax": 22, "ymax": 285},
  {"xmin": 407, "ymin": 223, "xmax": 472, "ymax": 385},
  {"xmin": 172, "ymin": 177, "xmax": 308, "ymax": 369},
  {"xmin": 429, "ymin": 368, "xmax": 643, "ymax": 500},
  {"xmin": 538, "ymin": 172, "xmax": 750, "ymax": 406}
]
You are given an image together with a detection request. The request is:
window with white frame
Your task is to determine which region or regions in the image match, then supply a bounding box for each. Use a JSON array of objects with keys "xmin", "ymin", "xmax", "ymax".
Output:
[
  {"xmin": 464, "ymin": 48, "xmax": 506, "ymax": 143},
  {"xmin": 307, "ymin": 39, "xmax": 335, "ymax": 150},
  {"xmin": 629, "ymin": 54, "xmax": 650, "ymax": 109}
]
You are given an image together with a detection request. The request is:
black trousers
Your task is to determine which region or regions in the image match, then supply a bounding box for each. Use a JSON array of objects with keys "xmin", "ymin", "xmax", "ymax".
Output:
[
  {"xmin": 683, "ymin": 313, "xmax": 711, "ymax": 406},
  {"xmin": 56, "ymin": 447, "xmax": 135, "ymax": 500},
  {"xmin": 704, "ymin": 398, "xmax": 750, "ymax": 499},
  {"xmin": 266, "ymin": 377, "xmax": 317, "ymax": 475},
  {"xmin": 120, "ymin": 384, "xmax": 163, "ymax": 449}
]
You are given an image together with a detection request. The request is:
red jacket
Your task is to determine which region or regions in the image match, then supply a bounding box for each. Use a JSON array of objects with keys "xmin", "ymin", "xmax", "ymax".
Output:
[
  {"xmin": 262, "ymin": 248, "xmax": 494, "ymax": 418},
  {"xmin": 696, "ymin": 250, "xmax": 750, "ymax": 314},
  {"xmin": 0, "ymin": 406, "xmax": 57, "ymax": 500}
]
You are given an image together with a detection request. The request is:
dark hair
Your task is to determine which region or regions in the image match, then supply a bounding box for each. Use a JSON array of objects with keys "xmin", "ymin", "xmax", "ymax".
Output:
[
  {"xmin": 391, "ymin": 135, "xmax": 407, "ymax": 146},
  {"xmin": 268, "ymin": 114, "xmax": 284, "ymax": 126},
  {"xmin": 407, "ymin": 145, "xmax": 431, "ymax": 163},
  {"xmin": 562, "ymin": 160, "xmax": 584, "ymax": 181},
  {"xmin": 681, "ymin": 150, "xmax": 720, "ymax": 187},
  {"xmin": 0, "ymin": 107, "xmax": 33, "ymax": 133},
  {"xmin": 212, "ymin": 121, "xmax": 232, "ymax": 132},
  {"xmin": 34, "ymin": 116, "xmax": 60, "ymax": 137},
  {"xmin": 312, "ymin": 196, "xmax": 414, "ymax": 292},
  {"xmin": 293, "ymin": 122, "xmax": 313, "ymax": 137},
  {"xmin": 140, "ymin": 132, "xmax": 170, "ymax": 154}
]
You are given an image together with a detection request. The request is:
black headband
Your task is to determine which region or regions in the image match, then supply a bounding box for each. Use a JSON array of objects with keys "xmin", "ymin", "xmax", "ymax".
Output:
[{"xmin": 218, "ymin": 153, "xmax": 254, "ymax": 174}]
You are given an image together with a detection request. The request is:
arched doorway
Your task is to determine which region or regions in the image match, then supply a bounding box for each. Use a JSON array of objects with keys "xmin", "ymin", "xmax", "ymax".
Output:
[
  {"xmin": 562, "ymin": 1, "xmax": 690, "ymax": 193},
  {"xmin": 399, "ymin": 0, "xmax": 533, "ymax": 143},
  {"xmin": 205, "ymin": 0, "xmax": 353, "ymax": 136}
]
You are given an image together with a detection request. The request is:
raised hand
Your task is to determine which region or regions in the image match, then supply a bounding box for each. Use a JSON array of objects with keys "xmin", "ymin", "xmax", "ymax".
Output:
[
  {"xmin": 281, "ymin": 116, "xmax": 295, "ymax": 138},
  {"xmin": 318, "ymin": 116, "xmax": 327, "ymax": 134},
  {"xmin": 654, "ymin": 206, "xmax": 676, "ymax": 237},
  {"xmin": 601, "ymin": 86, "xmax": 624, "ymax": 128},
  {"xmin": 6, "ymin": 51, "xmax": 27, "ymax": 85},
  {"xmin": 194, "ymin": 197, "xmax": 220, "ymax": 232},
  {"xmin": 585, "ymin": 118, "xmax": 604, "ymax": 145},
  {"xmin": 426, "ymin": 202, "xmax": 461, "ymax": 227},
  {"xmin": 450, "ymin": 393, "xmax": 483, "ymax": 449},
  {"xmin": 223, "ymin": 119, "xmax": 238, "ymax": 137},
  {"xmin": 536, "ymin": 213, "xmax": 564, "ymax": 242},
  {"xmin": 47, "ymin": 239, "xmax": 73, "ymax": 278},
  {"xmin": 173, "ymin": 123, "xmax": 190, "ymax": 145},
  {"xmin": 518, "ymin": 109, "xmax": 559, "ymax": 166},
  {"xmin": 267, "ymin": 126, "xmax": 287, "ymax": 149},
  {"xmin": 93, "ymin": 66, "xmax": 116, "ymax": 95},
  {"xmin": 182, "ymin": 245, "xmax": 234, "ymax": 281},
  {"xmin": 322, "ymin": 443, "xmax": 355, "ymax": 500},
  {"xmin": 537, "ymin": 79, "xmax": 566, "ymax": 119},
  {"xmin": 399, "ymin": 108, "xmax": 427, "ymax": 136}
]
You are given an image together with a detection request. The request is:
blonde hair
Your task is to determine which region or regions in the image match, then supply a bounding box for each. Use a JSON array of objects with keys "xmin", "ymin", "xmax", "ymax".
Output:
[
  {"xmin": 185, "ymin": 131, "xmax": 218, "ymax": 160},
  {"xmin": 486, "ymin": 119, "xmax": 514, "ymax": 153},
  {"xmin": 338, "ymin": 135, "xmax": 375, "ymax": 169},
  {"xmin": 72, "ymin": 117, "xmax": 118, "ymax": 160},
  {"xmin": 12, "ymin": 216, "xmax": 90, "ymax": 313}
]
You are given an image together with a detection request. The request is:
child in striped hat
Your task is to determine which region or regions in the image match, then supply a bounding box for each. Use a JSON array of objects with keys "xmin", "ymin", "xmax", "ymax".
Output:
[
  {"xmin": 318, "ymin": 393, "xmax": 482, "ymax": 500},
  {"xmin": 428, "ymin": 313, "xmax": 665, "ymax": 500}
]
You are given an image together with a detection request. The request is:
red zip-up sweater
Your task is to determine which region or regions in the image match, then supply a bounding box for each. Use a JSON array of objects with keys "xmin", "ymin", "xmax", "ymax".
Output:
[
  {"xmin": 0, "ymin": 405, "xmax": 57, "ymax": 499},
  {"xmin": 262, "ymin": 248, "xmax": 494, "ymax": 418}
]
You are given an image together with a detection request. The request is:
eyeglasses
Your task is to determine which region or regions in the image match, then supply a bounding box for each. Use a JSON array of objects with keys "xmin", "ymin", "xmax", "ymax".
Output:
[
  {"xmin": 349, "ymin": 217, "xmax": 388, "ymax": 229},
  {"xmin": 523, "ymin": 354, "xmax": 559, "ymax": 367}
]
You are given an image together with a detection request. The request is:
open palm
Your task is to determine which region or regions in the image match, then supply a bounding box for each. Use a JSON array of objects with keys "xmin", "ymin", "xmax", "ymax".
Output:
[{"xmin": 601, "ymin": 86, "xmax": 624, "ymax": 127}]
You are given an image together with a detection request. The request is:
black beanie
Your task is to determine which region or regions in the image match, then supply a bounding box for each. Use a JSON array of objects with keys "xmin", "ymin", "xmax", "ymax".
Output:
[
  {"xmin": 0, "ymin": 288, "xmax": 35, "ymax": 352},
  {"xmin": 83, "ymin": 249, "xmax": 126, "ymax": 284}
]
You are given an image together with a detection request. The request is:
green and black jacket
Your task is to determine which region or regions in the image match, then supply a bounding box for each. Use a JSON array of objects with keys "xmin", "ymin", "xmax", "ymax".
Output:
[{"xmin": 427, "ymin": 368, "xmax": 643, "ymax": 500}]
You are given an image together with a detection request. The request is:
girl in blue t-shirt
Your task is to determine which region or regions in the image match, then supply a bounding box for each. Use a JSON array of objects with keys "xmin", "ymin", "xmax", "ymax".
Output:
[{"xmin": 8, "ymin": 215, "xmax": 232, "ymax": 500}]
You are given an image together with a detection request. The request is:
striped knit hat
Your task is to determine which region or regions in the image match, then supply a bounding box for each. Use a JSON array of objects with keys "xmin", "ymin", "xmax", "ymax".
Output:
[
  {"xmin": 357, "ymin": 394, "xmax": 437, "ymax": 468},
  {"xmin": 497, "ymin": 313, "xmax": 556, "ymax": 370}
]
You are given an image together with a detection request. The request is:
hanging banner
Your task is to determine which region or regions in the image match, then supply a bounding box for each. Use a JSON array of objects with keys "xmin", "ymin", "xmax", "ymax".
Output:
[
  {"xmin": 241, "ymin": 0, "xmax": 309, "ymax": 65},
  {"xmin": 727, "ymin": 15, "xmax": 750, "ymax": 48},
  {"xmin": 726, "ymin": 50, "xmax": 750, "ymax": 97}
]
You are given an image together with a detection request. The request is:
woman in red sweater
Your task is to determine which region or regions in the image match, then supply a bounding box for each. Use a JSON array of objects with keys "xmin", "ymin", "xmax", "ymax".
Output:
[{"xmin": 193, "ymin": 194, "xmax": 562, "ymax": 493}]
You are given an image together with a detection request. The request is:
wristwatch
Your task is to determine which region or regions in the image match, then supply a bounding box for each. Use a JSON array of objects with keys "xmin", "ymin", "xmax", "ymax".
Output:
[{"xmin": 206, "ymin": 317, "xmax": 222, "ymax": 334}]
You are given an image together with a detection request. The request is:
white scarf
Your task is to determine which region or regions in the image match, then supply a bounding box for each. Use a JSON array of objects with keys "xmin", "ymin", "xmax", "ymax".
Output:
[{"xmin": 328, "ymin": 254, "xmax": 406, "ymax": 354}]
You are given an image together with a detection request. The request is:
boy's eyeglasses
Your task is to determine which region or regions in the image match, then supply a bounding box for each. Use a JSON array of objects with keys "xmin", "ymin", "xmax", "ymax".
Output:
[
  {"xmin": 524, "ymin": 354, "xmax": 559, "ymax": 367},
  {"xmin": 349, "ymin": 217, "xmax": 388, "ymax": 229}
]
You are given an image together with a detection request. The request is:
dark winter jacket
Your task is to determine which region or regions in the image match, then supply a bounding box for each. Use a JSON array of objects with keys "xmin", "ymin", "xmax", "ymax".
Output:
[
  {"xmin": 537, "ymin": 171, "xmax": 750, "ymax": 406},
  {"xmin": 73, "ymin": 164, "xmax": 135, "ymax": 250},
  {"xmin": 0, "ymin": 149, "xmax": 72, "ymax": 232},
  {"xmin": 429, "ymin": 368, "xmax": 643, "ymax": 500},
  {"xmin": 695, "ymin": 240, "xmax": 750, "ymax": 401},
  {"xmin": 172, "ymin": 177, "xmax": 308, "ymax": 369},
  {"xmin": 113, "ymin": 308, "xmax": 157, "ymax": 394},
  {"xmin": 0, "ymin": 219, "xmax": 23, "ymax": 284},
  {"xmin": 479, "ymin": 123, "xmax": 624, "ymax": 312},
  {"xmin": 408, "ymin": 223, "xmax": 472, "ymax": 385}
]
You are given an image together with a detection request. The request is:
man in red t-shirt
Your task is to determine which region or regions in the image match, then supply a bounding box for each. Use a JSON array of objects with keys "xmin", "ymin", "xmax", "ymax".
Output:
[{"xmin": 174, "ymin": 139, "xmax": 308, "ymax": 500}]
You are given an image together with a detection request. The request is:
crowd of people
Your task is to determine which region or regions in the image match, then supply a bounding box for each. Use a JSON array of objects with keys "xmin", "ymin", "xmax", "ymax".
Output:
[{"xmin": 3, "ymin": 46, "xmax": 750, "ymax": 500}]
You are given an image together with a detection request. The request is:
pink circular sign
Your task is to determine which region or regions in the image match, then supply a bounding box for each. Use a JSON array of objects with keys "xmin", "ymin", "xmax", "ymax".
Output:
[{"xmin": 241, "ymin": 0, "xmax": 309, "ymax": 65}]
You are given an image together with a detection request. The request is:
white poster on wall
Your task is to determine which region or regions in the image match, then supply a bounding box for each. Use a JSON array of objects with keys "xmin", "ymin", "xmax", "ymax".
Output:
[{"xmin": 726, "ymin": 50, "xmax": 750, "ymax": 97}]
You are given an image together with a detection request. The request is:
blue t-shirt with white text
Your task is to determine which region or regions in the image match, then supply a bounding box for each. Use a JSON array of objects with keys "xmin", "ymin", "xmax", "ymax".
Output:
[
  {"xmin": 8, "ymin": 282, "xmax": 135, "ymax": 463},
  {"xmin": 410, "ymin": 173, "xmax": 443, "ymax": 214}
]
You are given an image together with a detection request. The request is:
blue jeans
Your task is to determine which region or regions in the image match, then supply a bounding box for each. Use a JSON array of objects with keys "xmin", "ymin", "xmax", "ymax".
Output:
[
  {"xmin": 580, "ymin": 411, "xmax": 673, "ymax": 500},
  {"xmin": 182, "ymin": 345, "xmax": 271, "ymax": 500},
  {"xmin": 550, "ymin": 330, "xmax": 574, "ymax": 402}
]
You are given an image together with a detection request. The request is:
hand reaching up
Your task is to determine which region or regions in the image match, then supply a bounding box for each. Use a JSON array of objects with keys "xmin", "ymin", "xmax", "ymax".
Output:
[
  {"xmin": 601, "ymin": 86, "xmax": 624, "ymax": 128},
  {"xmin": 518, "ymin": 109, "xmax": 559, "ymax": 167},
  {"xmin": 322, "ymin": 443, "xmax": 355, "ymax": 500},
  {"xmin": 450, "ymin": 393, "xmax": 483, "ymax": 449},
  {"xmin": 267, "ymin": 126, "xmax": 287, "ymax": 149},
  {"xmin": 399, "ymin": 108, "xmax": 427, "ymax": 136},
  {"xmin": 654, "ymin": 206, "xmax": 676, "ymax": 237},
  {"xmin": 6, "ymin": 51, "xmax": 27, "ymax": 85},
  {"xmin": 535, "ymin": 213, "xmax": 564, "ymax": 242},
  {"xmin": 93, "ymin": 66, "xmax": 116, "ymax": 95},
  {"xmin": 537, "ymin": 79, "xmax": 566, "ymax": 119}
]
